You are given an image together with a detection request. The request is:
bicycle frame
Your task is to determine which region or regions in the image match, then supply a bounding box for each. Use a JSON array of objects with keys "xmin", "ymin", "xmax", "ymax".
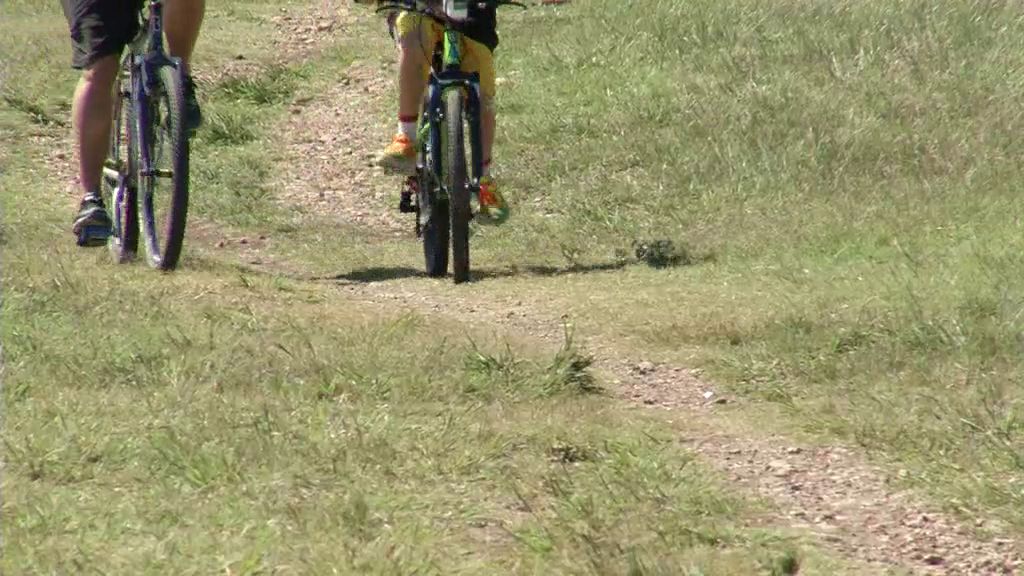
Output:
[
  {"xmin": 101, "ymin": 1, "xmax": 163, "ymax": 198},
  {"xmin": 131, "ymin": 0, "xmax": 181, "ymax": 181},
  {"xmin": 101, "ymin": 0, "xmax": 183, "ymax": 242}
]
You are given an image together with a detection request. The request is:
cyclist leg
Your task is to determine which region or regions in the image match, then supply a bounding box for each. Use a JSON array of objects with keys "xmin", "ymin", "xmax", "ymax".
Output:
[
  {"xmin": 164, "ymin": 0, "xmax": 204, "ymax": 73},
  {"xmin": 165, "ymin": 0, "xmax": 206, "ymax": 130},
  {"xmin": 461, "ymin": 38, "xmax": 507, "ymax": 224},
  {"xmin": 62, "ymin": 0, "xmax": 141, "ymax": 244},
  {"xmin": 460, "ymin": 38, "xmax": 496, "ymax": 175},
  {"xmin": 376, "ymin": 12, "xmax": 443, "ymax": 175}
]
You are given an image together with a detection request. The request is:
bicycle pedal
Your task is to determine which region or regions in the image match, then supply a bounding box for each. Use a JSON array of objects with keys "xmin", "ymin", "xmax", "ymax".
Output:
[
  {"xmin": 76, "ymin": 226, "xmax": 112, "ymax": 247},
  {"xmin": 399, "ymin": 177, "xmax": 418, "ymax": 213}
]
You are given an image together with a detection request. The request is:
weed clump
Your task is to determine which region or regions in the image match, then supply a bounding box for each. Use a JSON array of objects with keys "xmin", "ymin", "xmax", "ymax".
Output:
[
  {"xmin": 542, "ymin": 325, "xmax": 599, "ymax": 396},
  {"xmin": 760, "ymin": 549, "xmax": 801, "ymax": 575},
  {"xmin": 462, "ymin": 326, "xmax": 599, "ymax": 399},
  {"xmin": 548, "ymin": 441, "xmax": 599, "ymax": 463},
  {"xmin": 633, "ymin": 239, "xmax": 692, "ymax": 268}
]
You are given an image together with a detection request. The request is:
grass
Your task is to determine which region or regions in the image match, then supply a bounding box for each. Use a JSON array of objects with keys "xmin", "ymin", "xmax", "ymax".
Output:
[
  {"xmin": 8, "ymin": 251, "xmax": 813, "ymax": 573},
  {"xmin": 239, "ymin": 0, "xmax": 1024, "ymax": 539},
  {"xmin": 189, "ymin": 64, "xmax": 317, "ymax": 228},
  {"xmin": 0, "ymin": 199, "xmax": 846, "ymax": 574},
  {"xmin": 467, "ymin": 0, "xmax": 1024, "ymax": 533},
  {"xmin": 0, "ymin": 0, "xmax": 854, "ymax": 573}
]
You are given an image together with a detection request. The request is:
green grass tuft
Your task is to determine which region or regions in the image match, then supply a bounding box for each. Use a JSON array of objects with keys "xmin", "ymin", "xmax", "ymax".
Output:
[
  {"xmin": 213, "ymin": 65, "xmax": 306, "ymax": 105},
  {"xmin": 542, "ymin": 326, "xmax": 599, "ymax": 396}
]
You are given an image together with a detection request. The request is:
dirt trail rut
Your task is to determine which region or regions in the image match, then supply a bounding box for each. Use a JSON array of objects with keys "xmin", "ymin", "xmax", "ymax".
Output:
[{"xmin": 239, "ymin": 2, "xmax": 1024, "ymax": 574}]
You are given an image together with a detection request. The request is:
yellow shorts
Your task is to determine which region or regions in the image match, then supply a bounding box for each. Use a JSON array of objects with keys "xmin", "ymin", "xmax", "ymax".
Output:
[{"xmin": 394, "ymin": 12, "xmax": 496, "ymax": 101}]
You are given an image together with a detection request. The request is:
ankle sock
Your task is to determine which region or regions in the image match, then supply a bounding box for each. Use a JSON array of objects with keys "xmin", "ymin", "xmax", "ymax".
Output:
[{"xmin": 398, "ymin": 115, "xmax": 418, "ymax": 141}]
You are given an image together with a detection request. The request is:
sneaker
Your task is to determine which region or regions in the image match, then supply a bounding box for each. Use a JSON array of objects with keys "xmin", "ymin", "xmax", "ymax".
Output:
[
  {"xmin": 184, "ymin": 75, "xmax": 203, "ymax": 133},
  {"xmin": 72, "ymin": 193, "xmax": 113, "ymax": 247},
  {"xmin": 476, "ymin": 176, "xmax": 509, "ymax": 225},
  {"xmin": 376, "ymin": 134, "xmax": 417, "ymax": 175}
]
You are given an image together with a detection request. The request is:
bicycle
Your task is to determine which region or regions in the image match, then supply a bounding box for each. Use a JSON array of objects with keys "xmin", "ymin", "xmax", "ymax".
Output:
[
  {"xmin": 374, "ymin": 0, "xmax": 525, "ymax": 284},
  {"xmin": 99, "ymin": 0, "xmax": 191, "ymax": 270}
]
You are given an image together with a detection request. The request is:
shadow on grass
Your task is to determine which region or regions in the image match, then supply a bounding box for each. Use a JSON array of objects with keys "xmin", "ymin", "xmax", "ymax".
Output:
[{"xmin": 310, "ymin": 261, "xmax": 630, "ymax": 284}]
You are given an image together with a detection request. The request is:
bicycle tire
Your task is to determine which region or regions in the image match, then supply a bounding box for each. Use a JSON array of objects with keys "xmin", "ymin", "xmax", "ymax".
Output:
[
  {"xmin": 104, "ymin": 61, "xmax": 139, "ymax": 263},
  {"xmin": 420, "ymin": 169, "xmax": 450, "ymax": 278},
  {"xmin": 419, "ymin": 94, "xmax": 448, "ymax": 278},
  {"xmin": 139, "ymin": 64, "xmax": 190, "ymax": 271},
  {"xmin": 442, "ymin": 88, "xmax": 471, "ymax": 284}
]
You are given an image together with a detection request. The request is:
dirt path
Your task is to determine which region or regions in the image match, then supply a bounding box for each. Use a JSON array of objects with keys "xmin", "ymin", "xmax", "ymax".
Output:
[
  {"xmin": 271, "ymin": 3, "xmax": 407, "ymax": 236},
  {"xmin": 239, "ymin": 3, "xmax": 1024, "ymax": 574}
]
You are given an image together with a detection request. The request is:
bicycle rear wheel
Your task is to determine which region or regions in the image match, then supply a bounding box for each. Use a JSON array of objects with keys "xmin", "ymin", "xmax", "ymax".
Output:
[
  {"xmin": 139, "ymin": 64, "xmax": 190, "ymax": 271},
  {"xmin": 442, "ymin": 88, "xmax": 471, "ymax": 284},
  {"xmin": 102, "ymin": 59, "xmax": 139, "ymax": 263},
  {"xmin": 419, "ymin": 96, "xmax": 448, "ymax": 278}
]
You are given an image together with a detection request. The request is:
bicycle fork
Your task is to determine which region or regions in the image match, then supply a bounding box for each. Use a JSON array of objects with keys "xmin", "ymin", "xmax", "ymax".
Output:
[
  {"xmin": 427, "ymin": 70, "xmax": 485, "ymax": 186},
  {"xmin": 398, "ymin": 71, "xmax": 485, "ymax": 222}
]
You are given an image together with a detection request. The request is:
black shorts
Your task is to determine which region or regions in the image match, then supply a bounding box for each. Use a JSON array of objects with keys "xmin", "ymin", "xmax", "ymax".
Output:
[
  {"xmin": 461, "ymin": 7, "xmax": 498, "ymax": 52},
  {"xmin": 61, "ymin": 0, "xmax": 144, "ymax": 70}
]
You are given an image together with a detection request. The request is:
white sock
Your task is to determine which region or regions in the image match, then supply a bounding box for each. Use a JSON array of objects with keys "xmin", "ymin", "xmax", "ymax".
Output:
[{"xmin": 399, "ymin": 120, "xmax": 417, "ymax": 141}]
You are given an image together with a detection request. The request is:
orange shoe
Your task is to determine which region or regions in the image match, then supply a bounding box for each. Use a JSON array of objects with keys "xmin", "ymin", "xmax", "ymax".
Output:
[
  {"xmin": 376, "ymin": 134, "xmax": 417, "ymax": 175},
  {"xmin": 477, "ymin": 176, "xmax": 509, "ymax": 225}
]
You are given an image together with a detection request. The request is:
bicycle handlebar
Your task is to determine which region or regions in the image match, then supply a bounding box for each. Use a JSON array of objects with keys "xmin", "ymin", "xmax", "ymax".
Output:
[{"xmin": 372, "ymin": 0, "xmax": 527, "ymax": 23}]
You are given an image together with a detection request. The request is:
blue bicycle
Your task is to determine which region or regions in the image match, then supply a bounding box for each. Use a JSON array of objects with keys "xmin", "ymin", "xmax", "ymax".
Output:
[{"xmin": 100, "ymin": 0, "xmax": 190, "ymax": 270}]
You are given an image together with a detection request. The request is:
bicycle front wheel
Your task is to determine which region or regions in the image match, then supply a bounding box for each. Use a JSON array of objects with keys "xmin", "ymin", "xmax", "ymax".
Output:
[
  {"xmin": 139, "ymin": 64, "xmax": 190, "ymax": 271},
  {"xmin": 442, "ymin": 88, "xmax": 471, "ymax": 284}
]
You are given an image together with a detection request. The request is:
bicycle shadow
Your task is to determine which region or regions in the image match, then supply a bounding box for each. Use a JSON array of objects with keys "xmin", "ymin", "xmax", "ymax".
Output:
[{"xmin": 313, "ymin": 261, "xmax": 629, "ymax": 285}]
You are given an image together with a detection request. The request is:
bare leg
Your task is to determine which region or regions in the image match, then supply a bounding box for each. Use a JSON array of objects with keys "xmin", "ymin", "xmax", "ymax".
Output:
[
  {"xmin": 398, "ymin": 27, "xmax": 431, "ymax": 119},
  {"xmin": 164, "ymin": 0, "xmax": 205, "ymax": 73},
  {"xmin": 482, "ymin": 108, "xmax": 495, "ymax": 170},
  {"xmin": 72, "ymin": 55, "xmax": 119, "ymax": 194}
]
